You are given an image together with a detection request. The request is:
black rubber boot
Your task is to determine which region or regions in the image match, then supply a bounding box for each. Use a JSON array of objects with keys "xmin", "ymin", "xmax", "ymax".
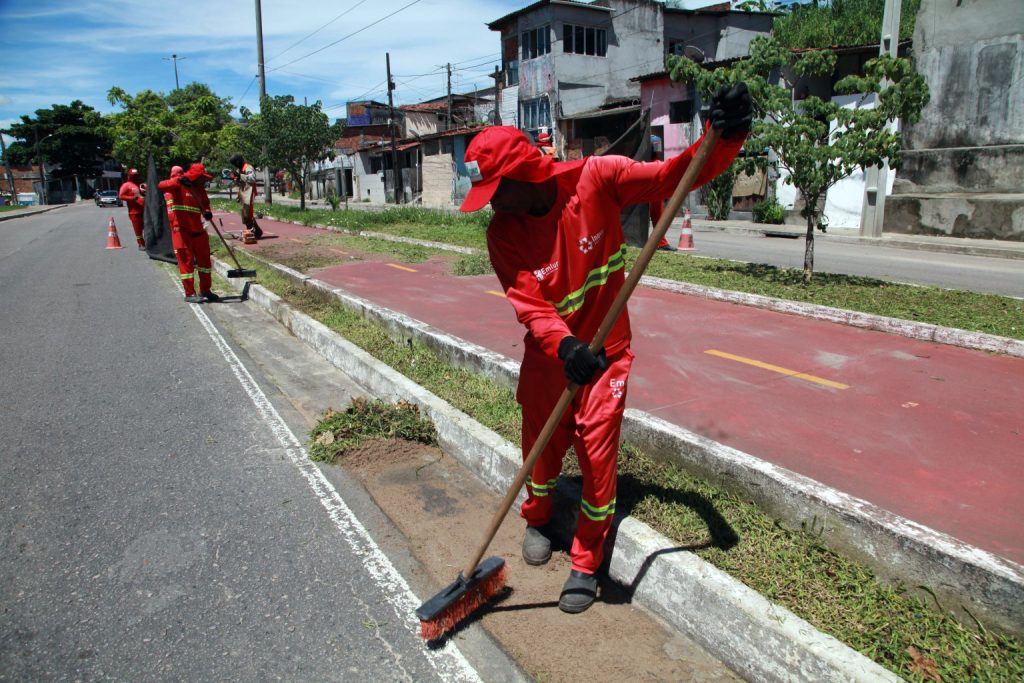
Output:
[
  {"xmin": 184, "ymin": 294, "xmax": 205, "ymax": 304},
  {"xmin": 201, "ymin": 291, "xmax": 221, "ymax": 303},
  {"xmin": 558, "ymin": 570, "xmax": 598, "ymax": 613},
  {"xmin": 521, "ymin": 526, "xmax": 552, "ymax": 566},
  {"xmin": 253, "ymin": 223, "xmax": 264, "ymax": 239}
]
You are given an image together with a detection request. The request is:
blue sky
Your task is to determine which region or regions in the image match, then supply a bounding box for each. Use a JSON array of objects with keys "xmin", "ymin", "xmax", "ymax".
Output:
[{"xmin": 0, "ymin": 0, "xmax": 528, "ymax": 142}]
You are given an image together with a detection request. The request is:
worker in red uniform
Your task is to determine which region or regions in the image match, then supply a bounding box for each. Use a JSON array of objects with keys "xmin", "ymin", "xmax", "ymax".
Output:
[
  {"xmin": 229, "ymin": 154, "xmax": 263, "ymax": 240},
  {"xmin": 118, "ymin": 168, "xmax": 146, "ymax": 250},
  {"xmin": 459, "ymin": 83, "xmax": 751, "ymax": 614},
  {"xmin": 159, "ymin": 163, "xmax": 220, "ymax": 303},
  {"xmin": 162, "ymin": 166, "xmax": 202, "ymax": 304}
]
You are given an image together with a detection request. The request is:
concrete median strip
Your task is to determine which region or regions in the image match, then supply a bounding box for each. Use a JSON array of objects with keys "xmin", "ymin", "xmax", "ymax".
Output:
[{"xmin": 213, "ymin": 258, "xmax": 919, "ymax": 681}]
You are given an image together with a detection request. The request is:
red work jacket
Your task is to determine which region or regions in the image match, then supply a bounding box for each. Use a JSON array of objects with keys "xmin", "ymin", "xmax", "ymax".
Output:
[
  {"xmin": 487, "ymin": 130, "xmax": 744, "ymax": 360},
  {"xmin": 158, "ymin": 178, "xmax": 211, "ymax": 233},
  {"xmin": 118, "ymin": 181, "xmax": 145, "ymax": 215}
]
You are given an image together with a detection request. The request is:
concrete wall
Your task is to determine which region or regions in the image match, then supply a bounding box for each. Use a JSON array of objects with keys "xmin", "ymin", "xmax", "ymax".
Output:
[
  {"xmin": 906, "ymin": 0, "xmax": 1024, "ymax": 149},
  {"xmin": 664, "ymin": 11, "xmax": 773, "ymax": 62},
  {"xmin": 420, "ymin": 154, "xmax": 453, "ymax": 207},
  {"xmin": 886, "ymin": 0, "xmax": 1024, "ymax": 240},
  {"xmin": 642, "ymin": 76, "xmax": 697, "ymax": 159},
  {"xmin": 404, "ymin": 111, "xmax": 439, "ymax": 138}
]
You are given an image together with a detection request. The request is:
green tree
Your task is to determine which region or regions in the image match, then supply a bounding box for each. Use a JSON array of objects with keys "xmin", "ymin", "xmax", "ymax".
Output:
[
  {"xmin": 106, "ymin": 83, "xmax": 233, "ymax": 174},
  {"xmin": 773, "ymin": 0, "xmax": 920, "ymax": 49},
  {"xmin": 4, "ymin": 100, "xmax": 111, "ymax": 192},
  {"xmin": 238, "ymin": 96, "xmax": 342, "ymax": 211},
  {"xmin": 669, "ymin": 36, "xmax": 929, "ymax": 282}
]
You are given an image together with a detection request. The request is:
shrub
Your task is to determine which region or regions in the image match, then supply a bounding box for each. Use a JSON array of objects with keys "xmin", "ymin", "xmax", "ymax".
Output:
[
  {"xmin": 753, "ymin": 199, "xmax": 786, "ymax": 224},
  {"xmin": 704, "ymin": 167, "xmax": 736, "ymax": 220}
]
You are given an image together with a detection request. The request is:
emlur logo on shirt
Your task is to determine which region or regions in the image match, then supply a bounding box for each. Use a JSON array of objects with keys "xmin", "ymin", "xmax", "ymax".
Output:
[
  {"xmin": 609, "ymin": 377, "xmax": 625, "ymax": 399},
  {"xmin": 578, "ymin": 228, "xmax": 605, "ymax": 254},
  {"xmin": 533, "ymin": 261, "xmax": 559, "ymax": 282}
]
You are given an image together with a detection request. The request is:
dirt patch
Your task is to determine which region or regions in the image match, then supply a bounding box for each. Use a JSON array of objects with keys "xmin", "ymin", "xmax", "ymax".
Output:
[{"xmin": 336, "ymin": 438, "xmax": 738, "ymax": 682}]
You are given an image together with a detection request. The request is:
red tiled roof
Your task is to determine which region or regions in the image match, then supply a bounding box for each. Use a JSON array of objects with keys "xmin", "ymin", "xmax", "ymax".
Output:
[{"xmin": 400, "ymin": 102, "xmax": 447, "ymax": 112}]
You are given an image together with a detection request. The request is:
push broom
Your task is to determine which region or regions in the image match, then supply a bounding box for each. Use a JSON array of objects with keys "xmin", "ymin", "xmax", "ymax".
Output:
[{"xmin": 415, "ymin": 127, "xmax": 722, "ymax": 641}]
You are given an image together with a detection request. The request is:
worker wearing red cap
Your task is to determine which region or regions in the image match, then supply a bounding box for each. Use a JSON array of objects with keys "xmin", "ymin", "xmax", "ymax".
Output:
[
  {"xmin": 229, "ymin": 154, "xmax": 263, "ymax": 240},
  {"xmin": 161, "ymin": 166, "xmax": 200, "ymax": 303},
  {"xmin": 536, "ymin": 130, "xmax": 557, "ymax": 159},
  {"xmin": 118, "ymin": 168, "xmax": 146, "ymax": 249},
  {"xmin": 460, "ymin": 83, "xmax": 751, "ymax": 614},
  {"xmin": 158, "ymin": 163, "xmax": 220, "ymax": 303}
]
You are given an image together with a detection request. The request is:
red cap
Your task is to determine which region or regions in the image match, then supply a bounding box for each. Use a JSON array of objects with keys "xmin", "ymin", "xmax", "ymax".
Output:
[
  {"xmin": 184, "ymin": 163, "xmax": 212, "ymax": 182},
  {"xmin": 537, "ymin": 132, "xmax": 552, "ymax": 145},
  {"xmin": 460, "ymin": 126, "xmax": 576, "ymax": 213},
  {"xmin": 170, "ymin": 165, "xmax": 184, "ymax": 177},
  {"xmin": 128, "ymin": 168, "xmax": 140, "ymax": 178}
]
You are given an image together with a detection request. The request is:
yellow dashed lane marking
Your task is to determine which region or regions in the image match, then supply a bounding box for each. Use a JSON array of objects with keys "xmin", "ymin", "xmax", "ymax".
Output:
[
  {"xmin": 386, "ymin": 263, "xmax": 417, "ymax": 273},
  {"xmin": 289, "ymin": 238, "xmax": 304, "ymax": 243},
  {"xmin": 328, "ymin": 248, "xmax": 348, "ymax": 256},
  {"xmin": 485, "ymin": 290, "xmax": 506, "ymax": 298},
  {"xmin": 704, "ymin": 349, "xmax": 849, "ymax": 390}
]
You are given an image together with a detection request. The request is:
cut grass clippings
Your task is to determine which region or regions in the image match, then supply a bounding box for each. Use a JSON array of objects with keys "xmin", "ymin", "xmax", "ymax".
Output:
[
  {"xmin": 309, "ymin": 398, "xmax": 437, "ymax": 463},
  {"xmin": 216, "ymin": 199, "xmax": 1024, "ymax": 341},
  {"xmin": 217, "ymin": 247, "xmax": 1024, "ymax": 681}
]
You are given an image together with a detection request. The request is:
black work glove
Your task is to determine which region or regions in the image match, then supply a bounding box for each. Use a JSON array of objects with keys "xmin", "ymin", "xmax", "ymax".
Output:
[
  {"xmin": 202, "ymin": 210, "xmax": 213, "ymax": 221},
  {"xmin": 707, "ymin": 82, "xmax": 753, "ymax": 139},
  {"xmin": 178, "ymin": 176, "xmax": 193, "ymax": 187},
  {"xmin": 558, "ymin": 336, "xmax": 607, "ymax": 386}
]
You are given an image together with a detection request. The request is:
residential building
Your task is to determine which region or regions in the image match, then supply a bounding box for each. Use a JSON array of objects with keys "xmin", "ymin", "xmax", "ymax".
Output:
[{"xmin": 488, "ymin": 0, "xmax": 771, "ymax": 159}]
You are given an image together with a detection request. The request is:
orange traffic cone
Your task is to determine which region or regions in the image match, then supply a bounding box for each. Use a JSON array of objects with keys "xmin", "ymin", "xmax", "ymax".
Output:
[
  {"xmin": 677, "ymin": 207, "xmax": 696, "ymax": 251},
  {"xmin": 105, "ymin": 217, "xmax": 124, "ymax": 249}
]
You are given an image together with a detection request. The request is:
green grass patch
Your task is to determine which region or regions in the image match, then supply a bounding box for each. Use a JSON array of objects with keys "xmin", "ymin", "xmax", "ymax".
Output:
[
  {"xmin": 309, "ymin": 398, "xmax": 437, "ymax": 462},
  {"xmin": 220, "ymin": 246, "xmax": 1024, "ymax": 680},
  {"xmin": 0, "ymin": 204, "xmax": 33, "ymax": 213}
]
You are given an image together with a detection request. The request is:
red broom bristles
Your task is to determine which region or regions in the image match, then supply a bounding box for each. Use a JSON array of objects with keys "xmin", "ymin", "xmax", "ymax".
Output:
[{"xmin": 419, "ymin": 564, "xmax": 508, "ymax": 641}]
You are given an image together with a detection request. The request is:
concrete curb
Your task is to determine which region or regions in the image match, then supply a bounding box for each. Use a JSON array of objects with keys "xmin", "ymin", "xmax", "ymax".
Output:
[
  {"xmin": 213, "ymin": 258, "xmax": 902, "ymax": 681},
  {"xmin": 0, "ymin": 204, "xmax": 66, "ymax": 222}
]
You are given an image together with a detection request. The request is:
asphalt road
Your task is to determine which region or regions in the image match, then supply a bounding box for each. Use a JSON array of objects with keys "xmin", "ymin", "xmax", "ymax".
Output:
[
  {"xmin": 665, "ymin": 225, "xmax": 1024, "ymax": 298},
  {"xmin": 0, "ymin": 204, "xmax": 507, "ymax": 681}
]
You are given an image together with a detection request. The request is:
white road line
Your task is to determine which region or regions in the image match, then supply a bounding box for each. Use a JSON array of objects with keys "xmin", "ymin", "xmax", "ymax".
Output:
[{"xmin": 176, "ymin": 275, "xmax": 481, "ymax": 682}]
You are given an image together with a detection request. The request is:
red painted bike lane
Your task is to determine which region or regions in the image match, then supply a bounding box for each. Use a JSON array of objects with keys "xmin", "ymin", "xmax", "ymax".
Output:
[{"xmin": 223, "ymin": 213, "xmax": 1024, "ymax": 565}]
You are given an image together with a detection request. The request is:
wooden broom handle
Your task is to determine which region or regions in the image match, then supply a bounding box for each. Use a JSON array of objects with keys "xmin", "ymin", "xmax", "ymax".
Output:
[{"xmin": 462, "ymin": 128, "xmax": 722, "ymax": 579}]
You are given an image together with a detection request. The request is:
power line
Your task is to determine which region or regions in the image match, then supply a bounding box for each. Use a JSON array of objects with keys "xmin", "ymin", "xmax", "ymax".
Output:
[
  {"xmin": 268, "ymin": 0, "xmax": 425, "ymax": 72},
  {"xmin": 265, "ymin": 0, "xmax": 370, "ymax": 65},
  {"xmin": 234, "ymin": 75, "xmax": 259, "ymax": 108}
]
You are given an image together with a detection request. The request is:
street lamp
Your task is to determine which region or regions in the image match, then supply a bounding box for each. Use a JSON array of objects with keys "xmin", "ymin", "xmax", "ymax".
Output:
[{"xmin": 163, "ymin": 54, "xmax": 186, "ymax": 90}]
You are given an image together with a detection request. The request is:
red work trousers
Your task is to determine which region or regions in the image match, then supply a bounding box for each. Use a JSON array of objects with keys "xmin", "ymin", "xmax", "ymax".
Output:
[
  {"xmin": 518, "ymin": 347, "xmax": 633, "ymax": 575},
  {"xmin": 128, "ymin": 212, "xmax": 145, "ymax": 247},
  {"xmin": 171, "ymin": 229, "xmax": 212, "ymax": 296}
]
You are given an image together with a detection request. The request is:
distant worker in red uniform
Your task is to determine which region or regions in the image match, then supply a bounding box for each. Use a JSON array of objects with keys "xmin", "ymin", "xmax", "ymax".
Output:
[
  {"xmin": 536, "ymin": 129, "xmax": 557, "ymax": 159},
  {"xmin": 229, "ymin": 154, "xmax": 263, "ymax": 240},
  {"xmin": 159, "ymin": 163, "xmax": 220, "ymax": 303},
  {"xmin": 118, "ymin": 168, "xmax": 146, "ymax": 250},
  {"xmin": 459, "ymin": 83, "xmax": 751, "ymax": 614},
  {"xmin": 162, "ymin": 165, "xmax": 201, "ymax": 304}
]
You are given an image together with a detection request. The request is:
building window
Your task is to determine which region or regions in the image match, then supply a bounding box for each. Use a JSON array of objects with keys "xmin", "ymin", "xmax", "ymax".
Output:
[
  {"xmin": 370, "ymin": 156, "xmax": 383, "ymax": 174},
  {"xmin": 563, "ymin": 23, "xmax": 607, "ymax": 56},
  {"xmin": 521, "ymin": 25, "xmax": 551, "ymax": 60},
  {"xmin": 669, "ymin": 100, "xmax": 693, "ymax": 124},
  {"xmin": 521, "ymin": 97, "xmax": 551, "ymax": 133},
  {"xmin": 505, "ymin": 59, "xmax": 519, "ymax": 85}
]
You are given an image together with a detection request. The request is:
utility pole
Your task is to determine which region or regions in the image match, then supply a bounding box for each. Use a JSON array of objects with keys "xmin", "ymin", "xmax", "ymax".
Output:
[
  {"xmin": 163, "ymin": 54, "xmax": 186, "ymax": 90},
  {"xmin": 255, "ymin": 0, "xmax": 272, "ymax": 204},
  {"xmin": 859, "ymin": 0, "xmax": 901, "ymax": 237},
  {"xmin": 446, "ymin": 63, "xmax": 453, "ymax": 131},
  {"xmin": 386, "ymin": 52, "xmax": 400, "ymax": 204}
]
